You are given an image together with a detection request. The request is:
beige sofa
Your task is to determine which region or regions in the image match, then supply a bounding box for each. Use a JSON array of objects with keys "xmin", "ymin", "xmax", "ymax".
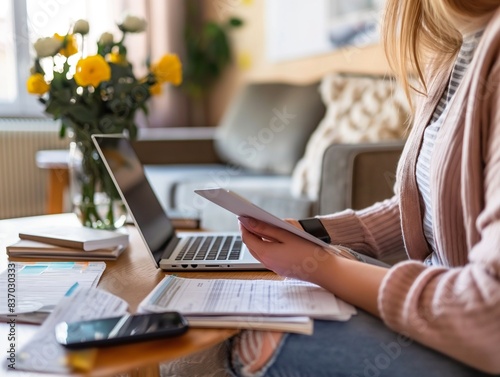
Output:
[
  {"xmin": 135, "ymin": 79, "xmax": 406, "ymax": 231},
  {"xmin": 0, "ymin": 78, "xmax": 406, "ymax": 228}
]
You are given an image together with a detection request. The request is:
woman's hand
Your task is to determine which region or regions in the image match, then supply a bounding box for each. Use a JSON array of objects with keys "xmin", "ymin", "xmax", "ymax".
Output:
[
  {"xmin": 238, "ymin": 216, "xmax": 333, "ymax": 282},
  {"xmin": 239, "ymin": 216, "xmax": 389, "ymax": 317}
]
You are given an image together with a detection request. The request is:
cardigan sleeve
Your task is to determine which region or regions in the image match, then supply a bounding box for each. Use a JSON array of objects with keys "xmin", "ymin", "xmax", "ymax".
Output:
[
  {"xmin": 378, "ymin": 59, "xmax": 500, "ymax": 374},
  {"xmin": 317, "ymin": 195, "xmax": 406, "ymax": 260}
]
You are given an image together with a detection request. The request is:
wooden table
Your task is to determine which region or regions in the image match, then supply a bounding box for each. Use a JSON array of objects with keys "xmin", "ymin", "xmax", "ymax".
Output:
[{"xmin": 0, "ymin": 214, "xmax": 279, "ymax": 376}]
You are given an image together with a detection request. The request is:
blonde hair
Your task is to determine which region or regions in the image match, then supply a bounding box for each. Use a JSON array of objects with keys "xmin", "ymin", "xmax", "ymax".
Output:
[{"xmin": 383, "ymin": 0, "xmax": 499, "ymax": 109}]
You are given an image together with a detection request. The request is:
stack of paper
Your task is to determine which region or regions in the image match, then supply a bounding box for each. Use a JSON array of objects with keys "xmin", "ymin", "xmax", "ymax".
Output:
[
  {"xmin": 0, "ymin": 262, "xmax": 106, "ymax": 324},
  {"xmin": 139, "ymin": 275, "xmax": 356, "ymax": 335},
  {"xmin": 6, "ymin": 225, "xmax": 129, "ymax": 260}
]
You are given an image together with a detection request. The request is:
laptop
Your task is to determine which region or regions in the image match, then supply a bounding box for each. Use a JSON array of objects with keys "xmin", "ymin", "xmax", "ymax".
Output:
[{"xmin": 92, "ymin": 134, "xmax": 265, "ymax": 271}]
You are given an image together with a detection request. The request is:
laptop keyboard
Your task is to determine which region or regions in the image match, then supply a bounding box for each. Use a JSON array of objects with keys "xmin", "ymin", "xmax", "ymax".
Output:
[{"xmin": 175, "ymin": 235, "xmax": 242, "ymax": 261}]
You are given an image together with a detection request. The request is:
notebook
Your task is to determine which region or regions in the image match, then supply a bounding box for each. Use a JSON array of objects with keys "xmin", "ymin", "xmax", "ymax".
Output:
[{"xmin": 91, "ymin": 134, "xmax": 265, "ymax": 271}]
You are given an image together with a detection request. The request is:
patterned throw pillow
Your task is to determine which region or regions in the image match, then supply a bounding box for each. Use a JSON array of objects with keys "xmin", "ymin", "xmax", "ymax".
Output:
[{"xmin": 291, "ymin": 74, "xmax": 410, "ymax": 200}]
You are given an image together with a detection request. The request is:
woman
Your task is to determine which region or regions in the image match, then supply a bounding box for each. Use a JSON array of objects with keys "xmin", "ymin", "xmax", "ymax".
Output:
[{"xmin": 229, "ymin": 0, "xmax": 500, "ymax": 376}]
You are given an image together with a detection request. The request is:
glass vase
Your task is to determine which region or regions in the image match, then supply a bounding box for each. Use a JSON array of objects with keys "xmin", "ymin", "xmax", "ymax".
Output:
[{"xmin": 68, "ymin": 139, "xmax": 127, "ymax": 230}]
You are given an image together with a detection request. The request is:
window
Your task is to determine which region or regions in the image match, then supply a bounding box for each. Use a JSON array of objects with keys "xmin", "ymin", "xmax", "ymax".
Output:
[
  {"xmin": 0, "ymin": 1, "xmax": 17, "ymax": 104},
  {"xmin": 0, "ymin": 0, "xmax": 126, "ymax": 117}
]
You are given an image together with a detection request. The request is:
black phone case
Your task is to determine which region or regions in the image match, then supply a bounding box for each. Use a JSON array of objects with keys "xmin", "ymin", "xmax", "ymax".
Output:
[{"xmin": 58, "ymin": 312, "xmax": 189, "ymax": 349}]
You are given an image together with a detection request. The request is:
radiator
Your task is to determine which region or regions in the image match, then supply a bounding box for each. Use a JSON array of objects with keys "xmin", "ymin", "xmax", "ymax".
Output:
[{"xmin": 0, "ymin": 118, "xmax": 68, "ymax": 219}]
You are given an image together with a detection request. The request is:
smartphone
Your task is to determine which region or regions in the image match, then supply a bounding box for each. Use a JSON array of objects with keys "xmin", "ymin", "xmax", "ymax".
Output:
[{"xmin": 55, "ymin": 312, "xmax": 189, "ymax": 349}]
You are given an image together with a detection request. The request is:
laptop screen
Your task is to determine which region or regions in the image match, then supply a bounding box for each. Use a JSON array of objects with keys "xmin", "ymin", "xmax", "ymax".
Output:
[{"xmin": 92, "ymin": 135, "xmax": 175, "ymax": 267}]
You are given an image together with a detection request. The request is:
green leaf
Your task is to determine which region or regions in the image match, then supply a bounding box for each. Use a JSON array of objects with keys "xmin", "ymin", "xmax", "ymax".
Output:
[
  {"xmin": 118, "ymin": 44, "xmax": 127, "ymax": 56},
  {"xmin": 139, "ymin": 103, "xmax": 149, "ymax": 115},
  {"xmin": 109, "ymin": 63, "xmax": 135, "ymax": 82},
  {"xmin": 59, "ymin": 123, "xmax": 66, "ymax": 138},
  {"xmin": 51, "ymin": 71, "xmax": 67, "ymax": 91},
  {"xmin": 45, "ymin": 97, "xmax": 64, "ymax": 118},
  {"xmin": 52, "ymin": 87, "xmax": 72, "ymax": 104},
  {"xmin": 98, "ymin": 44, "xmax": 113, "ymax": 57},
  {"xmin": 34, "ymin": 59, "xmax": 44, "ymax": 75},
  {"xmin": 182, "ymin": 14, "xmax": 243, "ymax": 99},
  {"xmin": 63, "ymin": 104, "xmax": 96, "ymax": 125},
  {"xmin": 204, "ymin": 22, "xmax": 221, "ymax": 39},
  {"xmin": 228, "ymin": 18, "xmax": 244, "ymax": 27}
]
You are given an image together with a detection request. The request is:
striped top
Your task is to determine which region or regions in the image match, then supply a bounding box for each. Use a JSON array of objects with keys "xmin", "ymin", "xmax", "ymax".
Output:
[{"xmin": 416, "ymin": 31, "xmax": 484, "ymax": 265}]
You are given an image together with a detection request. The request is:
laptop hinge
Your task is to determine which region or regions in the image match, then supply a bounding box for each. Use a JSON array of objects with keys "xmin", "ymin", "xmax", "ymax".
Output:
[{"xmin": 162, "ymin": 236, "xmax": 180, "ymax": 260}]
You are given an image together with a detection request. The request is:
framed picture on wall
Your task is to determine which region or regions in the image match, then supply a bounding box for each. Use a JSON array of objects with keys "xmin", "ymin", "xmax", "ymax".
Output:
[{"xmin": 265, "ymin": 0, "xmax": 385, "ymax": 62}]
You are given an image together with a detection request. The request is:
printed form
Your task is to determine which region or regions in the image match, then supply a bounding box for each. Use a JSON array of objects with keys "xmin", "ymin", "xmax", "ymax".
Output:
[
  {"xmin": 140, "ymin": 275, "xmax": 355, "ymax": 320},
  {"xmin": 0, "ymin": 262, "xmax": 106, "ymax": 323}
]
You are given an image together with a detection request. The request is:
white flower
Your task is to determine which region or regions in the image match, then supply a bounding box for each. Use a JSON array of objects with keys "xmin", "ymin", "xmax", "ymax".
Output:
[
  {"xmin": 119, "ymin": 15, "xmax": 147, "ymax": 33},
  {"xmin": 33, "ymin": 37, "xmax": 62, "ymax": 58},
  {"xmin": 73, "ymin": 19, "xmax": 89, "ymax": 35},
  {"xmin": 98, "ymin": 32, "xmax": 114, "ymax": 45}
]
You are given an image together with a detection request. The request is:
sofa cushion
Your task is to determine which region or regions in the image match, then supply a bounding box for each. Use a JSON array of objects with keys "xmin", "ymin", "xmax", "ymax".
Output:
[
  {"xmin": 214, "ymin": 82, "xmax": 325, "ymax": 175},
  {"xmin": 144, "ymin": 165, "xmax": 312, "ymax": 231},
  {"xmin": 291, "ymin": 74, "xmax": 410, "ymax": 201},
  {"xmin": 144, "ymin": 164, "xmax": 230, "ymax": 210}
]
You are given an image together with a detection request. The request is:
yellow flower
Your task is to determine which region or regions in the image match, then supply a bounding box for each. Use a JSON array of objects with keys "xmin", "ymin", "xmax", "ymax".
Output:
[
  {"xmin": 26, "ymin": 73, "xmax": 49, "ymax": 95},
  {"xmin": 54, "ymin": 33, "xmax": 78, "ymax": 57},
  {"xmin": 238, "ymin": 52, "xmax": 253, "ymax": 70},
  {"xmin": 74, "ymin": 55, "xmax": 111, "ymax": 87},
  {"xmin": 151, "ymin": 54, "xmax": 182, "ymax": 86},
  {"xmin": 149, "ymin": 83, "xmax": 162, "ymax": 95},
  {"xmin": 108, "ymin": 52, "xmax": 126, "ymax": 65}
]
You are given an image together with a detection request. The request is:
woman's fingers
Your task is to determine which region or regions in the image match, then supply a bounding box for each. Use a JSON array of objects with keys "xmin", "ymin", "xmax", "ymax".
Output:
[
  {"xmin": 284, "ymin": 218, "xmax": 301, "ymax": 229},
  {"xmin": 238, "ymin": 222, "xmax": 268, "ymax": 263},
  {"xmin": 239, "ymin": 219, "xmax": 332, "ymax": 280},
  {"xmin": 238, "ymin": 217, "xmax": 284, "ymax": 243}
]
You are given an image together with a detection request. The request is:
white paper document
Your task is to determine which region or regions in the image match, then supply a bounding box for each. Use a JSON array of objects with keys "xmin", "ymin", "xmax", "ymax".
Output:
[
  {"xmin": 187, "ymin": 315, "xmax": 314, "ymax": 335},
  {"xmin": 0, "ymin": 262, "xmax": 106, "ymax": 323},
  {"xmin": 14, "ymin": 287, "xmax": 128, "ymax": 374},
  {"xmin": 140, "ymin": 275, "xmax": 356, "ymax": 321}
]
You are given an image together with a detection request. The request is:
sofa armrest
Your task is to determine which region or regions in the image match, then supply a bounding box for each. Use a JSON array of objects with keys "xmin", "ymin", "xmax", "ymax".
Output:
[
  {"xmin": 317, "ymin": 141, "xmax": 405, "ymax": 215},
  {"xmin": 133, "ymin": 127, "xmax": 223, "ymax": 165}
]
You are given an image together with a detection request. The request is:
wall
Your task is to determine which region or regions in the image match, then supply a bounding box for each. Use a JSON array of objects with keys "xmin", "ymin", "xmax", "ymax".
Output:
[
  {"xmin": 204, "ymin": 0, "xmax": 393, "ymax": 126},
  {"xmin": 0, "ymin": 119, "xmax": 68, "ymax": 219}
]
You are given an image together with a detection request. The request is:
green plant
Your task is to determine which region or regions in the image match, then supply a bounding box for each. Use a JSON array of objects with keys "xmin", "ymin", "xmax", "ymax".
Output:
[
  {"xmin": 27, "ymin": 16, "xmax": 182, "ymax": 229},
  {"xmin": 183, "ymin": 3, "xmax": 243, "ymax": 100}
]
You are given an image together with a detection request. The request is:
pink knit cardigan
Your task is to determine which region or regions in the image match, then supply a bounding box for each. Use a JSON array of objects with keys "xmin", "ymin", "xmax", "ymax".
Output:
[{"xmin": 319, "ymin": 7, "xmax": 500, "ymax": 374}]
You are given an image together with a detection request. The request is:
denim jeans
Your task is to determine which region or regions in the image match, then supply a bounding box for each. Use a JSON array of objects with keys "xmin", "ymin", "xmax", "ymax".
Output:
[{"xmin": 228, "ymin": 311, "xmax": 496, "ymax": 377}]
